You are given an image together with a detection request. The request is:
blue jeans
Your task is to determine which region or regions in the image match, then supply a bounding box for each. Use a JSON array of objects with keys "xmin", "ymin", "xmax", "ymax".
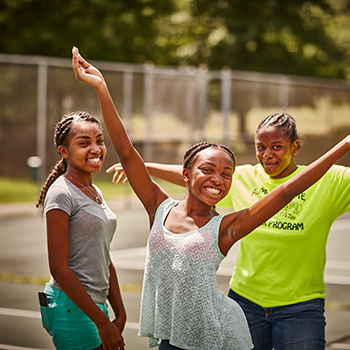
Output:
[
  {"xmin": 228, "ymin": 289, "xmax": 325, "ymax": 350},
  {"xmin": 159, "ymin": 340, "xmax": 184, "ymax": 350}
]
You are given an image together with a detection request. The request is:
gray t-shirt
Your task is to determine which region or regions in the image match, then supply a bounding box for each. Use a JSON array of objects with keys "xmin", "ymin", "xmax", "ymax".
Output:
[{"xmin": 44, "ymin": 176, "xmax": 117, "ymax": 304}]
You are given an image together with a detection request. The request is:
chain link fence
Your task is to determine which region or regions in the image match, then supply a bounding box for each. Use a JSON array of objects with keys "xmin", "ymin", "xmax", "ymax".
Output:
[{"xmin": 1, "ymin": 53, "xmax": 350, "ymax": 182}]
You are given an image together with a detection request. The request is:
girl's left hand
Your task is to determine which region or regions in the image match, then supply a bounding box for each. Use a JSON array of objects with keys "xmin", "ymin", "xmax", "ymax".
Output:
[{"xmin": 72, "ymin": 46, "xmax": 104, "ymax": 89}]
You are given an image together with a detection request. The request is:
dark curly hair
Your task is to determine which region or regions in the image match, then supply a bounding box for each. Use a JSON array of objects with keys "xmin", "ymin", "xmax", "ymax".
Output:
[{"xmin": 36, "ymin": 111, "xmax": 102, "ymax": 210}]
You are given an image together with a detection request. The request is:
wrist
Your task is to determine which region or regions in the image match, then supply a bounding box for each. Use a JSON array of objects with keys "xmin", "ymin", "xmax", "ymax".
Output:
[
  {"xmin": 94, "ymin": 79, "xmax": 107, "ymax": 94},
  {"xmin": 94, "ymin": 314, "xmax": 111, "ymax": 329}
]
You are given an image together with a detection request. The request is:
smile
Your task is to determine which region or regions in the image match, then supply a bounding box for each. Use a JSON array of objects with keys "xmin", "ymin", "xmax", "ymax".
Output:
[
  {"xmin": 87, "ymin": 157, "xmax": 101, "ymax": 164},
  {"xmin": 204, "ymin": 187, "xmax": 221, "ymax": 195}
]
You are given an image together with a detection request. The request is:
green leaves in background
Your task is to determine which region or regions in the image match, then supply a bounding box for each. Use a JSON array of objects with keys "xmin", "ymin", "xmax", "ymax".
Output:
[{"xmin": 1, "ymin": 0, "xmax": 350, "ymax": 79}]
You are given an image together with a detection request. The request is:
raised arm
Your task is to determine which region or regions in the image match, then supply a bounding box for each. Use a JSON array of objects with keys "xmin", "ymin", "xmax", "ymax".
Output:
[
  {"xmin": 72, "ymin": 47, "xmax": 167, "ymax": 219},
  {"xmin": 107, "ymin": 162, "xmax": 185, "ymax": 187},
  {"xmin": 219, "ymin": 136, "xmax": 350, "ymax": 255}
]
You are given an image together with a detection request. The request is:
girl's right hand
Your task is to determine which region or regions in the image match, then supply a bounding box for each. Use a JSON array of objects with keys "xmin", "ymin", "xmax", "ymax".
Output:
[
  {"xmin": 98, "ymin": 320, "xmax": 125, "ymax": 350},
  {"xmin": 106, "ymin": 163, "xmax": 129, "ymax": 184},
  {"xmin": 72, "ymin": 46, "xmax": 105, "ymax": 89}
]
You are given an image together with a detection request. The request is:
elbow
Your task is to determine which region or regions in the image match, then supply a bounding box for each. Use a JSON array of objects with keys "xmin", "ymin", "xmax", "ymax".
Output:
[
  {"xmin": 49, "ymin": 261, "xmax": 70, "ymax": 283},
  {"xmin": 118, "ymin": 147, "xmax": 137, "ymax": 163}
]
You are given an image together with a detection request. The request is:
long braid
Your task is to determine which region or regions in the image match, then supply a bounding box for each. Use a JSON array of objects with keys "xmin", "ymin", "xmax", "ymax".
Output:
[
  {"xmin": 36, "ymin": 111, "xmax": 102, "ymax": 211},
  {"xmin": 183, "ymin": 142, "xmax": 236, "ymax": 170},
  {"xmin": 36, "ymin": 158, "xmax": 67, "ymax": 209}
]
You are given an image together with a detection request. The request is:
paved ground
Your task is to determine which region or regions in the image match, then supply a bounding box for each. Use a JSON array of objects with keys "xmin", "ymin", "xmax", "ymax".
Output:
[{"xmin": 0, "ymin": 199, "xmax": 350, "ymax": 349}]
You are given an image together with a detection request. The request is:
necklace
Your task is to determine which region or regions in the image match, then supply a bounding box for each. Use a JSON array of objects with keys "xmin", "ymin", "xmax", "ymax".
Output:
[{"xmin": 65, "ymin": 174, "xmax": 101, "ymax": 204}]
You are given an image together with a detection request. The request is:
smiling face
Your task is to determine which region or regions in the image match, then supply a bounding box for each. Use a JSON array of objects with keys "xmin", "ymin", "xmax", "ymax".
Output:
[
  {"xmin": 184, "ymin": 147, "xmax": 234, "ymax": 207},
  {"xmin": 58, "ymin": 120, "xmax": 106, "ymax": 176},
  {"xmin": 255, "ymin": 125, "xmax": 298, "ymax": 179}
]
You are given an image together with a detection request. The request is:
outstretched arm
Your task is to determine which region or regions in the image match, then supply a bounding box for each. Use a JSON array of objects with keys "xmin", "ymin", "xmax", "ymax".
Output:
[
  {"xmin": 72, "ymin": 47, "xmax": 168, "ymax": 220},
  {"xmin": 220, "ymin": 136, "xmax": 350, "ymax": 255},
  {"xmin": 106, "ymin": 162, "xmax": 185, "ymax": 187}
]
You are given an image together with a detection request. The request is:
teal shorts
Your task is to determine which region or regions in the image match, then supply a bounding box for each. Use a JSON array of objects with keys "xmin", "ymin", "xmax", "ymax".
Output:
[{"xmin": 40, "ymin": 283, "xmax": 109, "ymax": 350}]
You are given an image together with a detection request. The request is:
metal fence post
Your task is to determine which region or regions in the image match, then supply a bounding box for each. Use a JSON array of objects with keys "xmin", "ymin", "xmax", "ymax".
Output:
[
  {"xmin": 143, "ymin": 62, "xmax": 154, "ymax": 161},
  {"xmin": 123, "ymin": 70, "xmax": 133, "ymax": 132},
  {"xmin": 221, "ymin": 66, "xmax": 231, "ymax": 146},
  {"xmin": 279, "ymin": 76, "xmax": 289, "ymax": 108},
  {"xmin": 187, "ymin": 68, "xmax": 196, "ymax": 145},
  {"xmin": 198, "ymin": 65, "xmax": 208, "ymax": 141},
  {"xmin": 37, "ymin": 60, "xmax": 48, "ymax": 183}
]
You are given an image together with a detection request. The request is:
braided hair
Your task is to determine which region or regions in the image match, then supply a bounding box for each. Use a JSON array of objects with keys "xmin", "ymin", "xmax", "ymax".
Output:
[
  {"xmin": 256, "ymin": 112, "xmax": 300, "ymax": 149},
  {"xmin": 183, "ymin": 142, "xmax": 236, "ymax": 170},
  {"xmin": 36, "ymin": 111, "xmax": 102, "ymax": 210}
]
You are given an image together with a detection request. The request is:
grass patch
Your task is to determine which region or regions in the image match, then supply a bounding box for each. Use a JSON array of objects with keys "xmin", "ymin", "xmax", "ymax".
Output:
[
  {"xmin": 95, "ymin": 179, "xmax": 186, "ymax": 201},
  {"xmin": 0, "ymin": 272, "xmax": 49, "ymax": 286},
  {"xmin": 0, "ymin": 177, "xmax": 186, "ymax": 203},
  {"xmin": 0, "ymin": 177, "xmax": 40, "ymax": 203}
]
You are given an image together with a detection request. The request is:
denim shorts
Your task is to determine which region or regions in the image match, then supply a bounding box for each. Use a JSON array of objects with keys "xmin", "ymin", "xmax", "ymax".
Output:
[
  {"xmin": 40, "ymin": 283, "xmax": 109, "ymax": 350},
  {"xmin": 228, "ymin": 289, "xmax": 325, "ymax": 350}
]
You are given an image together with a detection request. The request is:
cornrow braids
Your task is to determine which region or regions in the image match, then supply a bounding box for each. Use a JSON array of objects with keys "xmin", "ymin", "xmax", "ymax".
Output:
[
  {"xmin": 183, "ymin": 142, "xmax": 236, "ymax": 170},
  {"xmin": 256, "ymin": 112, "xmax": 300, "ymax": 148},
  {"xmin": 36, "ymin": 111, "xmax": 102, "ymax": 211},
  {"xmin": 54, "ymin": 111, "xmax": 102, "ymax": 148}
]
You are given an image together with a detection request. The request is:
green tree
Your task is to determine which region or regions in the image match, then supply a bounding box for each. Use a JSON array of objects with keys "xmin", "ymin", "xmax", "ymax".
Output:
[
  {"xmin": 152, "ymin": 0, "xmax": 350, "ymax": 78},
  {"xmin": 0, "ymin": 0, "xmax": 175, "ymax": 63},
  {"xmin": 1, "ymin": 0, "xmax": 350, "ymax": 79}
]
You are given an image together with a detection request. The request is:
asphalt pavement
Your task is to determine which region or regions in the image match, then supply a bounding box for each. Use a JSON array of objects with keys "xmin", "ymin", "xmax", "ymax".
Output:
[{"xmin": 0, "ymin": 199, "xmax": 350, "ymax": 350}]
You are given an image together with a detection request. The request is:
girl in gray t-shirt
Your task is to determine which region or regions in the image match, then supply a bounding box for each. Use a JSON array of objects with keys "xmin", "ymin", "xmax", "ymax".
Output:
[{"xmin": 37, "ymin": 111, "xmax": 125, "ymax": 350}]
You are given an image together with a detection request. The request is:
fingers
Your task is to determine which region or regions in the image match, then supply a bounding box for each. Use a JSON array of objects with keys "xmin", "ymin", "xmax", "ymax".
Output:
[
  {"xmin": 71, "ymin": 47, "xmax": 104, "ymax": 88},
  {"xmin": 72, "ymin": 46, "xmax": 87, "ymax": 66},
  {"xmin": 112, "ymin": 172, "xmax": 120, "ymax": 183},
  {"xmin": 116, "ymin": 172, "xmax": 128, "ymax": 184},
  {"xmin": 106, "ymin": 164, "xmax": 119, "ymax": 173},
  {"xmin": 71, "ymin": 46, "xmax": 91, "ymax": 75},
  {"xmin": 71, "ymin": 46, "xmax": 84, "ymax": 77},
  {"xmin": 101, "ymin": 336, "xmax": 125, "ymax": 350},
  {"xmin": 112, "ymin": 171, "xmax": 127, "ymax": 184},
  {"xmin": 106, "ymin": 164, "xmax": 128, "ymax": 184},
  {"xmin": 71, "ymin": 46, "xmax": 78, "ymax": 69}
]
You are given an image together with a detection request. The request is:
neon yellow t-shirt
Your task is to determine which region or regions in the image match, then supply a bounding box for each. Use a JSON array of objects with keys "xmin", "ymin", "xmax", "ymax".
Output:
[{"xmin": 219, "ymin": 164, "xmax": 350, "ymax": 307}]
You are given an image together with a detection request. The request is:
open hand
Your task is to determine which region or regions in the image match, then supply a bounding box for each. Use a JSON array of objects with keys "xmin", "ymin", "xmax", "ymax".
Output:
[
  {"xmin": 72, "ymin": 46, "xmax": 104, "ymax": 89},
  {"xmin": 106, "ymin": 163, "xmax": 129, "ymax": 184}
]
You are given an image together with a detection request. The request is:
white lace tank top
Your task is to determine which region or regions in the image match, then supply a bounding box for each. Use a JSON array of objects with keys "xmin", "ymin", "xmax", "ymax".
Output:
[{"xmin": 139, "ymin": 198, "xmax": 253, "ymax": 350}]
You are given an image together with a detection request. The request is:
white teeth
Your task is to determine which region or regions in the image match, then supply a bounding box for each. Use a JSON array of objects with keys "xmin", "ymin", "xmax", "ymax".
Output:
[
  {"xmin": 87, "ymin": 158, "xmax": 100, "ymax": 163},
  {"xmin": 205, "ymin": 187, "xmax": 220, "ymax": 195}
]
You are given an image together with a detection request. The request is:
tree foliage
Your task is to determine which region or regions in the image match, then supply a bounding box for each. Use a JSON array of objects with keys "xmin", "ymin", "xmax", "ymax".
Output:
[
  {"xmin": 0, "ymin": 0, "xmax": 350, "ymax": 79},
  {"xmin": 0, "ymin": 0, "xmax": 175, "ymax": 63}
]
